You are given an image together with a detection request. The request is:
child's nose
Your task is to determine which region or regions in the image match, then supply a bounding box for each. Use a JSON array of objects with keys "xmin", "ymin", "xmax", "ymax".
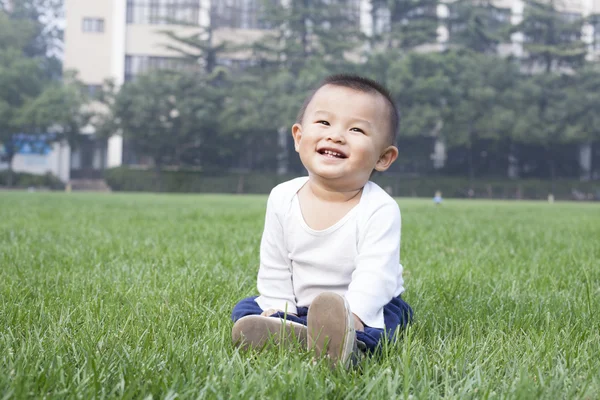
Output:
[{"xmin": 327, "ymin": 129, "xmax": 345, "ymax": 143}]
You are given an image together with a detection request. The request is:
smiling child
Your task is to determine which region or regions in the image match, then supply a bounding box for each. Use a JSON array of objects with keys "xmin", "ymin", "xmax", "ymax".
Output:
[{"xmin": 230, "ymin": 74, "xmax": 413, "ymax": 368}]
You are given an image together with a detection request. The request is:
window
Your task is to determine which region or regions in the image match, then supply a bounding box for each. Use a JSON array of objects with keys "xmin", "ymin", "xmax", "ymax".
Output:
[
  {"xmin": 373, "ymin": 5, "xmax": 391, "ymax": 35},
  {"xmin": 82, "ymin": 18, "xmax": 105, "ymax": 33},
  {"xmin": 447, "ymin": 5, "xmax": 510, "ymax": 36},
  {"xmin": 216, "ymin": 57, "xmax": 255, "ymax": 70},
  {"xmin": 126, "ymin": 0, "xmax": 200, "ymax": 25},
  {"xmin": 593, "ymin": 19, "xmax": 600, "ymax": 50},
  {"xmin": 345, "ymin": 0, "xmax": 361, "ymax": 25},
  {"xmin": 212, "ymin": 0, "xmax": 279, "ymax": 30},
  {"xmin": 124, "ymin": 55, "xmax": 198, "ymax": 81},
  {"xmin": 84, "ymin": 84, "xmax": 102, "ymax": 98}
]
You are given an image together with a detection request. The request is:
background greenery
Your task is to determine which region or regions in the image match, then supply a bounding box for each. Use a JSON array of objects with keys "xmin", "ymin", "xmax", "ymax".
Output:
[
  {"xmin": 103, "ymin": 166, "xmax": 600, "ymax": 200},
  {"xmin": 1, "ymin": 0, "xmax": 600, "ymax": 190},
  {"xmin": 1, "ymin": 192, "xmax": 598, "ymax": 398}
]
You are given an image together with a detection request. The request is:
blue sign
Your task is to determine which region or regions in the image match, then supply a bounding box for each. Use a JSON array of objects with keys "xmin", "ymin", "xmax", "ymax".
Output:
[{"xmin": 0, "ymin": 133, "xmax": 54, "ymax": 156}]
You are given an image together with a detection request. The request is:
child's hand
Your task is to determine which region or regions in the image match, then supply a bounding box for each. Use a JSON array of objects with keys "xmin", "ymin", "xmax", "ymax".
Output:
[{"xmin": 353, "ymin": 313, "xmax": 365, "ymax": 331}]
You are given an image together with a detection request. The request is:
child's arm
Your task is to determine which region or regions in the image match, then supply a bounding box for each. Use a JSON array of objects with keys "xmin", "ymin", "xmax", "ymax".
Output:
[
  {"xmin": 346, "ymin": 202, "xmax": 401, "ymax": 329},
  {"xmin": 255, "ymin": 192, "xmax": 298, "ymax": 315}
]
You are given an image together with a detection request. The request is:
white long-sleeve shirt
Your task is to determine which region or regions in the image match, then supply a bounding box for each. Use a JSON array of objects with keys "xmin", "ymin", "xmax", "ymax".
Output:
[{"xmin": 255, "ymin": 177, "xmax": 404, "ymax": 329}]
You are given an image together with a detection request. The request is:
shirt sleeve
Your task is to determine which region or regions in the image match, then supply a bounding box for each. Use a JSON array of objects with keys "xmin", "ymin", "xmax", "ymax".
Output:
[
  {"xmin": 345, "ymin": 202, "xmax": 401, "ymax": 329},
  {"xmin": 255, "ymin": 191, "xmax": 297, "ymax": 314}
]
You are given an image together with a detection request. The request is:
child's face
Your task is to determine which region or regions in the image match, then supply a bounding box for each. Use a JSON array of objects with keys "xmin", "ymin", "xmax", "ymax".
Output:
[{"xmin": 292, "ymin": 84, "xmax": 397, "ymax": 190}]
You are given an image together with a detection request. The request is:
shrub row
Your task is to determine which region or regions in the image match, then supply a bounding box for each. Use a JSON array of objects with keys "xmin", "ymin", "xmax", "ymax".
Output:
[
  {"xmin": 0, "ymin": 171, "xmax": 65, "ymax": 190},
  {"xmin": 104, "ymin": 167, "xmax": 600, "ymax": 200}
]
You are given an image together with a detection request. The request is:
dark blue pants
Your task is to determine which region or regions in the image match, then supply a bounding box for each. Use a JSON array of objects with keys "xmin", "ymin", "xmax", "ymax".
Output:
[{"xmin": 231, "ymin": 296, "xmax": 413, "ymax": 352}]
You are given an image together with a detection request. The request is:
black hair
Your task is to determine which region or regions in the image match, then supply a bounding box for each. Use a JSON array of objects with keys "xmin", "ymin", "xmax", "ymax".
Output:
[{"xmin": 295, "ymin": 74, "xmax": 400, "ymax": 145}]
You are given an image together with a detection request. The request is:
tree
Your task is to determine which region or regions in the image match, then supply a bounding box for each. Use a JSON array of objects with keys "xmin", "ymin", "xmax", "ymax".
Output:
[
  {"xmin": 0, "ymin": 3, "xmax": 84, "ymax": 186},
  {"xmin": 108, "ymin": 70, "xmax": 225, "ymax": 183},
  {"xmin": 446, "ymin": 0, "xmax": 512, "ymax": 54},
  {"xmin": 511, "ymin": 73, "xmax": 580, "ymax": 185},
  {"xmin": 18, "ymin": 72, "xmax": 92, "ymax": 149},
  {"xmin": 1, "ymin": 0, "xmax": 63, "ymax": 78},
  {"xmin": 517, "ymin": 0, "xmax": 587, "ymax": 73},
  {"xmin": 0, "ymin": 47, "xmax": 45, "ymax": 186},
  {"xmin": 253, "ymin": 0, "xmax": 364, "ymax": 74},
  {"xmin": 0, "ymin": 48, "xmax": 89, "ymax": 186},
  {"xmin": 565, "ymin": 67, "xmax": 600, "ymax": 180},
  {"xmin": 507, "ymin": 0, "xmax": 589, "ymax": 184},
  {"xmin": 379, "ymin": 52, "xmax": 449, "ymax": 174},
  {"xmin": 217, "ymin": 1, "xmax": 364, "ymax": 174},
  {"xmin": 440, "ymin": 51, "xmax": 519, "ymax": 186},
  {"xmin": 159, "ymin": 3, "xmax": 228, "ymax": 75},
  {"xmin": 386, "ymin": 0, "xmax": 439, "ymax": 50},
  {"xmin": 365, "ymin": 0, "xmax": 439, "ymax": 86}
]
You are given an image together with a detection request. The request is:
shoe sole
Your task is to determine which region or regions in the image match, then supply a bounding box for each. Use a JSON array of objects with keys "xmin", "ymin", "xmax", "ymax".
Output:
[
  {"xmin": 307, "ymin": 292, "xmax": 355, "ymax": 367},
  {"xmin": 232, "ymin": 315, "xmax": 308, "ymax": 351}
]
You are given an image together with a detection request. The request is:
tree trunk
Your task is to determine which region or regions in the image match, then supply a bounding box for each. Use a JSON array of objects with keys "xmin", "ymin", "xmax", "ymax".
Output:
[
  {"xmin": 579, "ymin": 141, "xmax": 592, "ymax": 181},
  {"xmin": 5, "ymin": 153, "xmax": 15, "ymax": 188},
  {"xmin": 153, "ymin": 161, "xmax": 163, "ymax": 192},
  {"xmin": 300, "ymin": 0, "xmax": 310, "ymax": 57},
  {"xmin": 206, "ymin": 6, "xmax": 215, "ymax": 74},
  {"xmin": 546, "ymin": 146, "xmax": 555, "ymax": 194},
  {"xmin": 592, "ymin": 141, "xmax": 598, "ymax": 180},
  {"xmin": 467, "ymin": 143, "xmax": 474, "ymax": 191},
  {"xmin": 237, "ymin": 174, "xmax": 245, "ymax": 194},
  {"xmin": 507, "ymin": 140, "xmax": 519, "ymax": 179},
  {"xmin": 467, "ymin": 124, "xmax": 475, "ymax": 190}
]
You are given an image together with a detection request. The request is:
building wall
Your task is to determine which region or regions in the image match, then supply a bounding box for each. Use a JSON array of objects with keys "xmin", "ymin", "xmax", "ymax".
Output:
[
  {"xmin": 125, "ymin": 24, "xmax": 203, "ymax": 57},
  {"xmin": 0, "ymin": 141, "xmax": 71, "ymax": 183},
  {"xmin": 63, "ymin": 0, "xmax": 117, "ymax": 84}
]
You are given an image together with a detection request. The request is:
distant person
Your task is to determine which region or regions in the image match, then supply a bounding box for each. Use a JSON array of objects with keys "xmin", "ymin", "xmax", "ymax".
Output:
[
  {"xmin": 434, "ymin": 190, "xmax": 443, "ymax": 205},
  {"xmin": 230, "ymin": 74, "xmax": 413, "ymax": 368}
]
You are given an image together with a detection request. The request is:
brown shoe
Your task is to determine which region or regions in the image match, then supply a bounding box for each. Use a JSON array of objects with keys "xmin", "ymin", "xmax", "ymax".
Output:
[
  {"xmin": 307, "ymin": 292, "xmax": 358, "ymax": 368},
  {"xmin": 232, "ymin": 315, "xmax": 308, "ymax": 351}
]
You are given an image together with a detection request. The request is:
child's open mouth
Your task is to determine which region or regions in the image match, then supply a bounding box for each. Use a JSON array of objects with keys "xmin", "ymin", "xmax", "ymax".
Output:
[{"xmin": 318, "ymin": 149, "xmax": 347, "ymax": 159}]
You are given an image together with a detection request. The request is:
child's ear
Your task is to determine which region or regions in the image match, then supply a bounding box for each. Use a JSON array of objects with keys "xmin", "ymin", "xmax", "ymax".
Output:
[
  {"xmin": 292, "ymin": 123, "xmax": 302, "ymax": 152},
  {"xmin": 374, "ymin": 145, "xmax": 399, "ymax": 172}
]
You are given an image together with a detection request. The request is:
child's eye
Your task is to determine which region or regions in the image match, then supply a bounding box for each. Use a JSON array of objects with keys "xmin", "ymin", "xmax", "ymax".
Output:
[
  {"xmin": 350, "ymin": 127, "xmax": 365, "ymax": 134},
  {"xmin": 317, "ymin": 120, "xmax": 330, "ymax": 126}
]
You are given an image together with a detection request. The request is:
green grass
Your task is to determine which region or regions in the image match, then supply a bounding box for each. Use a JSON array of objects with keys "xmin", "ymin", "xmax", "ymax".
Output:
[{"xmin": 1, "ymin": 192, "xmax": 599, "ymax": 399}]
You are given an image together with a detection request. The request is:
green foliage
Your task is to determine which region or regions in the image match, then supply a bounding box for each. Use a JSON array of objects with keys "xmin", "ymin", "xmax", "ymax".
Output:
[
  {"xmin": 0, "ymin": 45, "xmax": 46, "ymax": 177},
  {"xmin": 0, "ymin": 170, "xmax": 64, "ymax": 189},
  {"xmin": 447, "ymin": 0, "xmax": 512, "ymax": 53},
  {"xmin": 440, "ymin": 51, "xmax": 519, "ymax": 147},
  {"xmin": 389, "ymin": 0, "xmax": 440, "ymax": 49},
  {"xmin": 1, "ymin": 193, "xmax": 599, "ymax": 397},
  {"xmin": 85, "ymin": 0, "xmax": 600, "ymax": 182},
  {"xmin": 255, "ymin": 0, "xmax": 363, "ymax": 73},
  {"xmin": 566, "ymin": 66, "xmax": 600, "ymax": 143},
  {"xmin": 517, "ymin": 0, "xmax": 587, "ymax": 72},
  {"xmin": 369, "ymin": 0, "xmax": 439, "ymax": 51},
  {"xmin": 0, "ymin": 5, "xmax": 87, "ymax": 186},
  {"xmin": 159, "ymin": 14, "xmax": 229, "ymax": 75},
  {"xmin": 383, "ymin": 52, "xmax": 449, "ymax": 138},
  {"xmin": 17, "ymin": 72, "xmax": 92, "ymax": 147},
  {"xmin": 110, "ymin": 70, "xmax": 225, "ymax": 168},
  {"xmin": 1, "ymin": 0, "xmax": 63, "ymax": 78},
  {"xmin": 104, "ymin": 166, "xmax": 294, "ymax": 194},
  {"xmin": 103, "ymin": 166, "xmax": 600, "ymax": 200}
]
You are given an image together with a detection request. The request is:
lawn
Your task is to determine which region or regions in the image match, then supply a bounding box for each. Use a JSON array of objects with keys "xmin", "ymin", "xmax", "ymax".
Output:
[{"xmin": 1, "ymin": 192, "xmax": 599, "ymax": 399}]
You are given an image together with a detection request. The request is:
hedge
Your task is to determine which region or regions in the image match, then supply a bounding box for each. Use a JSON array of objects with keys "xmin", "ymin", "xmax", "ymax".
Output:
[
  {"xmin": 104, "ymin": 166, "xmax": 600, "ymax": 200},
  {"xmin": 0, "ymin": 171, "xmax": 65, "ymax": 190}
]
